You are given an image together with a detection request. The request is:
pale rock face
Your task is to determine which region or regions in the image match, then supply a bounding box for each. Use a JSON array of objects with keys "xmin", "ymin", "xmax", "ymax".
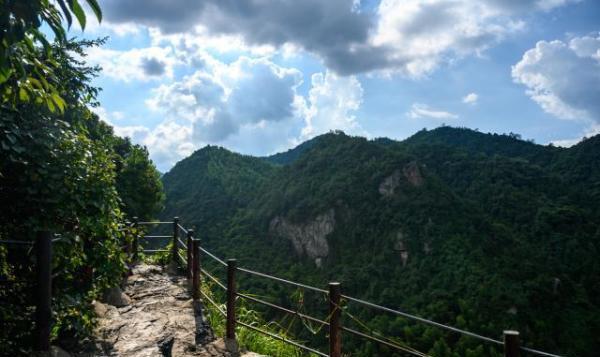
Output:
[
  {"xmin": 269, "ymin": 209, "xmax": 335, "ymax": 263},
  {"xmin": 402, "ymin": 161, "xmax": 424, "ymax": 187},
  {"xmin": 379, "ymin": 161, "xmax": 424, "ymax": 197},
  {"xmin": 315, "ymin": 258, "xmax": 323, "ymax": 268},
  {"xmin": 393, "ymin": 231, "xmax": 409, "ymax": 267},
  {"xmin": 379, "ymin": 170, "xmax": 403, "ymax": 196},
  {"xmin": 423, "ymin": 241, "xmax": 432, "ymax": 254}
]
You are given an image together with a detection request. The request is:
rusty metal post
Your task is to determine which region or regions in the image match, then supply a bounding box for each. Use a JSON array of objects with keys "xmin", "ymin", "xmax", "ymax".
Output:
[
  {"xmin": 504, "ymin": 330, "xmax": 520, "ymax": 357},
  {"xmin": 172, "ymin": 217, "xmax": 179, "ymax": 265},
  {"xmin": 132, "ymin": 216, "xmax": 139, "ymax": 262},
  {"xmin": 192, "ymin": 236, "xmax": 200, "ymax": 299},
  {"xmin": 329, "ymin": 282, "xmax": 342, "ymax": 357},
  {"xmin": 187, "ymin": 229, "xmax": 194, "ymax": 279},
  {"xmin": 35, "ymin": 231, "xmax": 52, "ymax": 352},
  {"xmin": 226, "ymin": 259, "xmax": 237, "ymax": 341}
]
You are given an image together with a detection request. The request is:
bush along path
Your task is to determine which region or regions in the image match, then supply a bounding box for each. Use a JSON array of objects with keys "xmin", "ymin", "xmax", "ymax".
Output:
[{"xmin": 91, "ymin": 264, "xmax": 263, "ymax": 357}]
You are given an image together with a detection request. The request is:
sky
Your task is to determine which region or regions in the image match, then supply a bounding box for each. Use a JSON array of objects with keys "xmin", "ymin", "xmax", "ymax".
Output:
[{"xmin": 71, "ymin": 0, "xmax": 600, "ymax": 171}]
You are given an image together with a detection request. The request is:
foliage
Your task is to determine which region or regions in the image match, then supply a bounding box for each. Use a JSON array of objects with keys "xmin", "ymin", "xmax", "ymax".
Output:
[
  {"xmin": 162, "ymin": 128, "xmax": 600, "ymax": 356},
  {"xmin": 114, "ymin": 137, "xmax": 165, "ymax": 220},
  {"xmin": 0, "ymin": 37, "xmax": 163, "ymax": 355},
  {"xmin": 200, "ymin": 281, "xmax": 317, "ymax": 357},
  {"xmin": 0, "ymin": 0, "xmax": 102, "ymax": 111}
]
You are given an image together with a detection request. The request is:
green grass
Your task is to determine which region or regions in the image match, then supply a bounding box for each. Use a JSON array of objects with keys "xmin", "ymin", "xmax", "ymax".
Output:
[{"xmin": 201, "ymin": 282, "xmax": 319, "ymax": 357}]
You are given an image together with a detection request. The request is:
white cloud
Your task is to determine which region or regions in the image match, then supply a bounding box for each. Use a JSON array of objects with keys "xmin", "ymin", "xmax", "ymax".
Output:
[
  {"xmin": 373, "ymin": 0, "xmax": 530, "ymax": 77},
  {"xmin": 299, "ymin": 72, "xmax": 365, "ymax": 139},
  {"xmin": 407, "ymin": 103, "xmax": 459, "ymax": 120},
  {"xmin": 99, "ymin": 0, "xmax": 578, "ymax": 77},
  {"xmin": 512, "ymin": 34, "xmax": 600, "ymax": 121},
  {"xmin": 462, "ymin": 92, "xmax": 479, "ymax": 105},
  {"xmin": 552, "ymin": 123, "xmax": 600, "ymax": 147},
  {"xmin": 114, "ymin": 57, "xmax": 367, "ymax": 170},
  {"xmin": 85, "ymin": 46, "xmax": 178, "ymax": 82},
  {"xmin": 148, "ymin": 56, "xmax": 303, "ymax": 143}
]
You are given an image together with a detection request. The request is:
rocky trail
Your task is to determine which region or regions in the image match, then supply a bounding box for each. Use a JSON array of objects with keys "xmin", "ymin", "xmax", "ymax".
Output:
[{"xmin": 88, "ymin": 264, "xmax": 261, "ymax": 357}]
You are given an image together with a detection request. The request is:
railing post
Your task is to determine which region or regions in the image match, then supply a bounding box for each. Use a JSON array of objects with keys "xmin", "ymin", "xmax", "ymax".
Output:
[
  {"xmin": 132, "ymin": 216, "xmax": 139, "ymax": 262},
  {"xmin": 172, "ymin": 217, "xmax": 179, "ymax": 265},
  {"xmin": 192, "ymin": 235, "xmax": 200, "ymax": 299},
  {"xmin": 226, "ymin": 259, "xmax": 237, "ymax": 342},
  {"xmin": 329, "ymin": 282, "xmax": 342, "ymax": 357},
  {"xmin": 504, "ymin": 330, "xmax": 520, "ymax": 357},
  {"xmin": 187, "ymin": 229, "xmax": 194, "ymax": 279},
  {"xmin": 35, "ymin": 231, "xmax": 52, "ymax": 352}
]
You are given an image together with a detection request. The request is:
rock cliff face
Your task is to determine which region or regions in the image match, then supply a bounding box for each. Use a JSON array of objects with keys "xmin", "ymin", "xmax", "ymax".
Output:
[
  {"xmin": 379, "ymin": 170, "xmax": 402, "ymax": 196},
  {"xmin": 393, "ymin": 231, "xmax": 409, "ymax": 267},
  {"xmin": 269, "ymin": 209, "xmax": 335, "ymax": 265},
  {"xmin": 379, "ymin": 161, "xmax": 424, "ymax": 197}
]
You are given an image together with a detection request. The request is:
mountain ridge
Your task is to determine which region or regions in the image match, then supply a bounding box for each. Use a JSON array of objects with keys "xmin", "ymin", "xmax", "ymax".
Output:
[{"xmin": 160, "ymin": 127, "xmax": 600, "ymax": 356}]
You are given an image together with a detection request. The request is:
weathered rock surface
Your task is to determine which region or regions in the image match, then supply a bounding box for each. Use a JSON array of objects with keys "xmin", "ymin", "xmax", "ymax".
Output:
[
  {"xmin": 379, "ymin": 170, "xmax": 403, "ymax": 196},
  {"xmin": 101, "ymin": 286, "xmax": 131, "ymax": 308},
  {"xmin": 92, "ymin": 264, "xmax": 261, "ymax": 357},
  {"xmin": 269, "ymin": 209, "xmax": 334, "ymax": 262},
  {"xmin": 379, "ymin": 161, "xmax": 424, "ymax": 197},
  {"xmin": 402, "ymin": 161, "xmax": 424, "ymax": 187},
  {"xmin": 393, "ymin": 231, "xmax": 409, "ymax": 267}
]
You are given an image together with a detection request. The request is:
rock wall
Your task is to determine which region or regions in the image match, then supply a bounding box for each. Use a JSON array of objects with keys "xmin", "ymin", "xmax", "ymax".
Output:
[
  {"xmin": 379, "ymin": 161, "xmax": 424, "ymax": 197},
  {"xmin": 269, "ymin": 209, "xmax": 335, "ymax": 265}
]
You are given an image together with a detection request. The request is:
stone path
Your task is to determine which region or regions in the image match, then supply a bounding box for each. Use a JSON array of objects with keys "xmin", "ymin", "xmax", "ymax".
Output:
[{"xmin": 92, "ymin": 264, "xmax": 261, "ymax": 357}]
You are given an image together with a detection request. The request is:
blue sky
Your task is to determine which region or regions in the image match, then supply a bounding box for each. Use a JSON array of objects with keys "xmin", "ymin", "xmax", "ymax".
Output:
[{"xmin": 73, "ymin": 0, "xmax": 600, "ymax": 171}]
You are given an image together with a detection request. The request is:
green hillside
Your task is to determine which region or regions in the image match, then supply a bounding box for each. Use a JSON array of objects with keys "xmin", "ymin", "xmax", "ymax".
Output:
[{"xmin": 161, "ymin": 128, "xmax": 600, "ymax": 356}]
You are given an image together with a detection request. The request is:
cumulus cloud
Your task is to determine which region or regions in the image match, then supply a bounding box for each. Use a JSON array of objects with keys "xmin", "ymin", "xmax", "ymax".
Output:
[
  {"xmin": 298, "ymin": 72, "xmax": 365, "ymax": 139},
  {"xmin": 108, "ymin": 56, "xmax": 367, "ymax": 170},
  {"xmin": 85, "ymin": 46, "xmax": 178, "ymax": 81},
  {"xmin": 463, "ymin": 92, "xmax": 479, "ymax": 104},
  {"xmin": 407, "ymin": 103, "xmax": 459, "ymax": 120},
  {"xmin": 148, "ymin": 57, "xmax": 302, "ymax": 143},
  {"xmin": 99, "ymin": 0, "xmax": 576, "ymax": 77},
  {"xmin": 552, "ymin": 123, "xmax": 600, "ymax": 147},
  {"xmin": 512, "ymin": 34, "xmax": 600, "ymax": 121}
]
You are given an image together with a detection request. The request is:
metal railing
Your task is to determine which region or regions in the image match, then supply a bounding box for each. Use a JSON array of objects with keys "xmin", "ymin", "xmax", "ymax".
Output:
[
  {"xmin": 1, "ymin": 232, "xmax": 65, "ymax": 352},
  {"xmin": 136, "ymin": 216, "xmax": 566, "ymax": 357}
]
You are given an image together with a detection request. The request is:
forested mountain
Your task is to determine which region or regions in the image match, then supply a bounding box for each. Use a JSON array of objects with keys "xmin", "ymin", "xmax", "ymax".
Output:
[{"xmin": 161, "ymin": 127, "xmax": 600, "ymax": 356}]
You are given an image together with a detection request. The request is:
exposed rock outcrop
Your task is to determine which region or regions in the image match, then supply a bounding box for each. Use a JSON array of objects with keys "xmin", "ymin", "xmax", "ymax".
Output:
[
  {"xmin": 402, "ymin": 161, "xmax": 424, "ymax": 187},
  {"xmin": 269, "ymin": 209, "xmax": 335, "ymax": 263},
  {"xmin": 379, "ymin": 170, "xmax": 403, "ymax": 196},
  {"xmin": 93, "ymin": 264, "xmax": 260, "ymax": 357},
  {"xmin": 379, "ymin": 161, "xmax": 424, "ymax": 197},
  {"xmin": 393, "ymin": 231, "xmax": 409, "ymax": 267},
  {"xmin": 101, "ymin": 286, "xmax": 131, "ymax": 308}
]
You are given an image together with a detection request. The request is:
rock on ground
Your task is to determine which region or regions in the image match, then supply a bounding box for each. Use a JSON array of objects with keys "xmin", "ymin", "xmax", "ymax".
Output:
[{"xmin": 92, "ymin": 264, "xmax": 261, "ymax": 357}]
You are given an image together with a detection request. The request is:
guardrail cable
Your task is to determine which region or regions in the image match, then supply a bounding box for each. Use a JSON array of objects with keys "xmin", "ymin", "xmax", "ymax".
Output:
[
  {"xmin": 200, "ymin": 268, "xmax": 227, "ymax": 291},
  {"xmin": 341, "ymin": 294, "xmax": 503, "ymax": 346},
  {"xmin": 237, "ymin": 267, "xmax": 328, "ymax": 294},
  {"xmin": 198, "ymin": 246, "xmax": 227, "ymax": 266},
  {"xmin": 236, "ymin": 291, "xmax": 329, "ymax": 329},
  {"xmin": 236, "ymin": 320, "xmax": 328, "ymax": 357},
  {"xmin": 520, "ymin": 346, "xmax": 564, "ymax": 357},
  {"xmin": 341, "ymin": 304, "xmax": 431, "ymax": 357},
  {"xmin": 177, "ymin": 224, "xmax": 188, "ymax": 235},
  {"xmin": 199, "ymin": 289, "xmax": 226, "ymax": 316}
]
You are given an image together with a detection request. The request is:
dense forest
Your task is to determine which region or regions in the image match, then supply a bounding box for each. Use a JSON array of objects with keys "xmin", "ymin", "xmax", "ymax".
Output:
[
  {"xmin": 0, "ymin": 1, "xmax": 164, "ymax": 354},
  {"xmin": 161, "ymin": 127, "xmax": 600, "ymax": 356}
]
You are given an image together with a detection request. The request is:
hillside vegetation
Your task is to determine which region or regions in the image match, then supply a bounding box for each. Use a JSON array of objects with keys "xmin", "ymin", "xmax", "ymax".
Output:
[{"xmin": 161, "ymin": 127, "xmax": 600, "ymax": 356}]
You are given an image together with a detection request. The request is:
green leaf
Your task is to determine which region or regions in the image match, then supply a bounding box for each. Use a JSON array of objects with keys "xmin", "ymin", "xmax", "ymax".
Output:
[
  {"xmin": 19, "ymin": 88, "xmax": 30, "ymax": 102},
  {"xmin": 51, "ymin": 93, "xmax": 66, "ymax": 113},
  {"xmin": 46, "ymin": 97, "xmax": 56, "ymax": 112},
  {"xmin": 68, "ymin": 0, "xmax": 87, "ymax": 30},
  {"xmin": 86, "ymin": 0, "xmax": 103, "ymax": 22},
  {"xmin": 57, "ymin": 0, "xmax": 73, "ymax": 28}
]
